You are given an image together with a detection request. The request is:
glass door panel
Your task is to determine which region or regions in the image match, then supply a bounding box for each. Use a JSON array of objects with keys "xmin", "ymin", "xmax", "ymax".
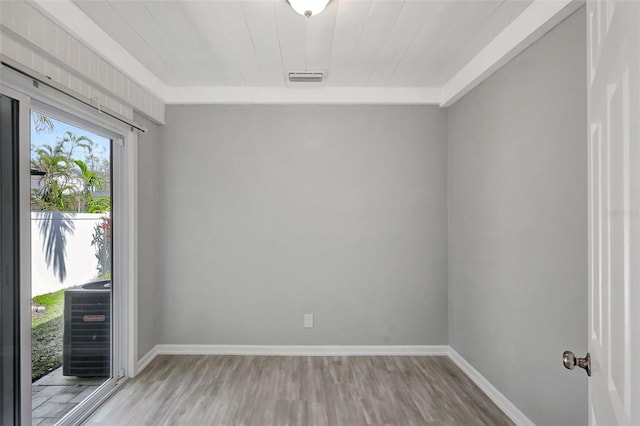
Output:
[
  {"xmin": 29, "ymin": 110, "xmax": 113, "ymax": 425},
  {"xmin": 1, "ymin": 92, "xmax": 23, "ymax": 426}
]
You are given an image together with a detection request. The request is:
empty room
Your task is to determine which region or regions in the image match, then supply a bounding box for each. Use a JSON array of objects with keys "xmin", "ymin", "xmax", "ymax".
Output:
[{"xmin": 1, "ymin": 0, "xmax": 638, "ymax": 425}]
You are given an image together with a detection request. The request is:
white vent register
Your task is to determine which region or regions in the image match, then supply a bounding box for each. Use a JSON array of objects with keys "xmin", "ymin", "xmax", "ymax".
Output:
[{"xmin": 288, "ymin": 72, "xmax": 325, "ymax": 83}]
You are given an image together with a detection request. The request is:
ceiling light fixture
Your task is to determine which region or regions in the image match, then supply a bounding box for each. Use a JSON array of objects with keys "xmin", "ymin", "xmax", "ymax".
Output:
[{"xmin": 286, "ymin": 0, "xmax": 330, "ymax": 18}]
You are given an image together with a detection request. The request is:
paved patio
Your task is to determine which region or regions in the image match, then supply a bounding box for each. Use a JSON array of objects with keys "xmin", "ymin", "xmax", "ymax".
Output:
[{"xmin": 32, "ymin": 368, "xmax": 105, "ymax": 425}]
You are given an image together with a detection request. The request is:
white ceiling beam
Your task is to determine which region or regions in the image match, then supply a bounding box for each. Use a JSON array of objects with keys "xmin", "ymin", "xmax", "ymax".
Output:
[
  {"xmin": 30, "ymin": 0, "xmax": 166, "ymax": 100},
  {"xmin": 164, "ymin": 86, "xmax": 442, "ymax": 105},
  {"xmin": 440, "ymin": 0, "xmax": 585, "ymax": 107}
]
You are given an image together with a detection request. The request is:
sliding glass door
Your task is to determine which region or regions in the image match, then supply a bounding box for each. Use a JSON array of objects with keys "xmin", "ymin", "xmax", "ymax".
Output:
[
  {"xmin": 1, "ymin": 87, "xmax": 31, "ymax": 426},
  {"xmin": 1, "ymin": 78, "xmax": 132, "ymax": 425}
]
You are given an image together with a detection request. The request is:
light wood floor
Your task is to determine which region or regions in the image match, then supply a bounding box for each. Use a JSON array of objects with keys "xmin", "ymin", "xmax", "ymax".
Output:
[{"xmin": 85, "ymin": 355, "xmax": 513, "ymax": 426}]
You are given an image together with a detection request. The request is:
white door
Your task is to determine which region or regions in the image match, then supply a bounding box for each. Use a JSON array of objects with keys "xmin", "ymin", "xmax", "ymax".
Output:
[{"xmin": 587, "ymin": 0, "xmax": 640, "ymax": 424}]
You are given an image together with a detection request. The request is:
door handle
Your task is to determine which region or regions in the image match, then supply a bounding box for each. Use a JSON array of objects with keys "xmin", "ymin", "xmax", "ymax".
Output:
[{"xmin": 563, "ymin": 351, "xmax": 591, "ymax": 377}]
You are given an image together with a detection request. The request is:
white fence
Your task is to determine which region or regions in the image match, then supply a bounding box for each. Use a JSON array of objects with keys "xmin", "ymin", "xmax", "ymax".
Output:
[{"xmin": 31, "ymin": 212, "xmax": 107, "ymax": 297}]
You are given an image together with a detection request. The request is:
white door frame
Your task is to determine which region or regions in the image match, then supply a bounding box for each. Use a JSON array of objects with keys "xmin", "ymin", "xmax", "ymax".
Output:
[{"xmin": 1, "ymin": 66, "xmax": 138, "ymax": 424}]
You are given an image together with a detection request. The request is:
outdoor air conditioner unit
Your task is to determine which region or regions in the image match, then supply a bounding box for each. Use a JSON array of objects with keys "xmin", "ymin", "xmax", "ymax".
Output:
[{"xmin": 62, "ymin": 280, "xmax": 111, "ymax": 377}]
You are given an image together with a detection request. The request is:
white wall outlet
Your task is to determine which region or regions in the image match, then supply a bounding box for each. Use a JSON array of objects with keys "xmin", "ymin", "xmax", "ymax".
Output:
[{"xmin": 304, "ymin": 313, "xmax": 314, "ymax": 328}]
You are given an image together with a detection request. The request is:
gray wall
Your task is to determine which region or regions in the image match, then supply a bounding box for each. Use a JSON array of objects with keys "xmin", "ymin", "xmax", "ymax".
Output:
[
  {"xmin": 158, "ymin": 105, "xmax": 448, "ymax": 345},
  {"xmin": 135, "ymin": 112, "xmax": 161, "ymax": 359},
  {"xmin": 447, "ymin": 8, "xmax": 587, "ymax": 426}
]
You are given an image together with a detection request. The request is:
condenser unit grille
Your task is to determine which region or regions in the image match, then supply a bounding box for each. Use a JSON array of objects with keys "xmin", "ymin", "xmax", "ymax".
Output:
[{"xmin": 63, "ymin": 290, "xmax": 111, "ymax": 377}]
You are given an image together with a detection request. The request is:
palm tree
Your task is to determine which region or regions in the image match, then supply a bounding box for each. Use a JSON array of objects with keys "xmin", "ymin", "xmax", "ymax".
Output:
[
  {"xmin": 61, "ymin": 131, "xmax": 93, "ymax": 160},
  {"xmin": 31, "ymin": 132, "xmax": 99, "ymax": 212},
  {"xmin": 31, "ymin": 144, "xmax": 76, "ymax": 211},
  {"xmin": 73, "ymin": 159, "xmax": 106, "ymax": 212}
]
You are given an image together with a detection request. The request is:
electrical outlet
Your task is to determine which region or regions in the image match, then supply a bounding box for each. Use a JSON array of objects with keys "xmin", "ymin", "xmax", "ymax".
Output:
[{"xmin": 304, "ymin": 313, "xmax": 314, "ymax": 328}]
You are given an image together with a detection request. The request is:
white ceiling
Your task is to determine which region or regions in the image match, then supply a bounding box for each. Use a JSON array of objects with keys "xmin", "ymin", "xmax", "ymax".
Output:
[
  {"xmin": 72, "ymin": 0, "xmax": 532, "ymax": 88},
  {"xmin": 34, "ymin": 0, "xmax": 582, "ymax": 104}
]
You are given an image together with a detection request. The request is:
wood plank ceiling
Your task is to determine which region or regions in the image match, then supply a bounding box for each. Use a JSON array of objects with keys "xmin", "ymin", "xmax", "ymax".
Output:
[{"xmin": 72, "ymin": 0, "xmax": 533, "ymax": 88}]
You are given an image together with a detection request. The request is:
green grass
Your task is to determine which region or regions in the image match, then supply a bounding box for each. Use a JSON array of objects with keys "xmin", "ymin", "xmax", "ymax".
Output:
[
  {"xmin": 32, "ymin": 288, "xmax": 65, "ymax": 327},
  {"xmin": 32, "ymin": 316, "xmax": 63, "ymax": 381},
  {"xmin": 32, "ymin": 289, "xmax": 65, "ymax": 382}
]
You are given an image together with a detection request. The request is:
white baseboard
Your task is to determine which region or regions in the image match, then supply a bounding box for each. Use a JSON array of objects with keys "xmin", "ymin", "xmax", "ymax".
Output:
[
  {"xmin": 135, "ymin": 344, "xmax": 448, "ymax": 375},
  {"xmin": 135, "ymin": 345, "xmax": 159, "ymax": 377},
  {"xmin": 448, "ymin": 347, "xmax": 535, "ymax": 426},
  {"xmin": 154, "ymin": 344, "xmax": 449, "ymax": 357}
]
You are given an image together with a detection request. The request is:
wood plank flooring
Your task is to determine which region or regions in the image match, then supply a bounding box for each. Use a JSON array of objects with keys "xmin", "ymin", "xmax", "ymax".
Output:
[{"xmin": 85, "ymin": 355, "xmax": 513, "ymax": 426}]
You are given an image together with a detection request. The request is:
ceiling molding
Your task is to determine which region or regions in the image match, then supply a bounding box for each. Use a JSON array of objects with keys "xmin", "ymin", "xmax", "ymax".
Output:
[
  {"xmin": 440, "ymin": 0, "xmax": 585, "ymax": 107},
  {"xmin": 31, "ymin": 0, "xmax": 166, "ymax": 100},
  {"xmin": 164, "ymin": 86, "xmax": 441, "ymax": 105}
]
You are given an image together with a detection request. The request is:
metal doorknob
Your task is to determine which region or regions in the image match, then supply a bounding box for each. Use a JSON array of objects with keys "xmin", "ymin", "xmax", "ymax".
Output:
[{"xmin": 563, "ymin": 351, "xmax": 591, "ymax": 377}]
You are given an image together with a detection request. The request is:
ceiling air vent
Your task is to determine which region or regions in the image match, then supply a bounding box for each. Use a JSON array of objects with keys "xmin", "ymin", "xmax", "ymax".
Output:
[{"xmin": 288, "ymin": 72, "xmax": 325, "ymax": 83}]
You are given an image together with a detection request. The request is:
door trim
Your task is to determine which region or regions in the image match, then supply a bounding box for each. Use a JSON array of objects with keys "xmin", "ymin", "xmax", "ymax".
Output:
[
  {"xmin": 1, "ymin": 84, "xmax": 32, "ymax": 425},
  {"xmin": 1, "ymin": 65, "xmax": 139, "ymax": 424}
]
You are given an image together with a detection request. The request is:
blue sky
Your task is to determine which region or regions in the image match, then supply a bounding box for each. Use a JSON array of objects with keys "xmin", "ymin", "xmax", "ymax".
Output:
[{"xmin": 30, "ymin": 110, "xmax": 111, "ymax": 164}]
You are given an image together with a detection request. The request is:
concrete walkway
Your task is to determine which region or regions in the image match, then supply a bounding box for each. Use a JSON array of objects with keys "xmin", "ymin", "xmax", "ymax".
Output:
[{"xmin": 32, "ymin": 368, "xmax": 105, "ymax": 425}]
